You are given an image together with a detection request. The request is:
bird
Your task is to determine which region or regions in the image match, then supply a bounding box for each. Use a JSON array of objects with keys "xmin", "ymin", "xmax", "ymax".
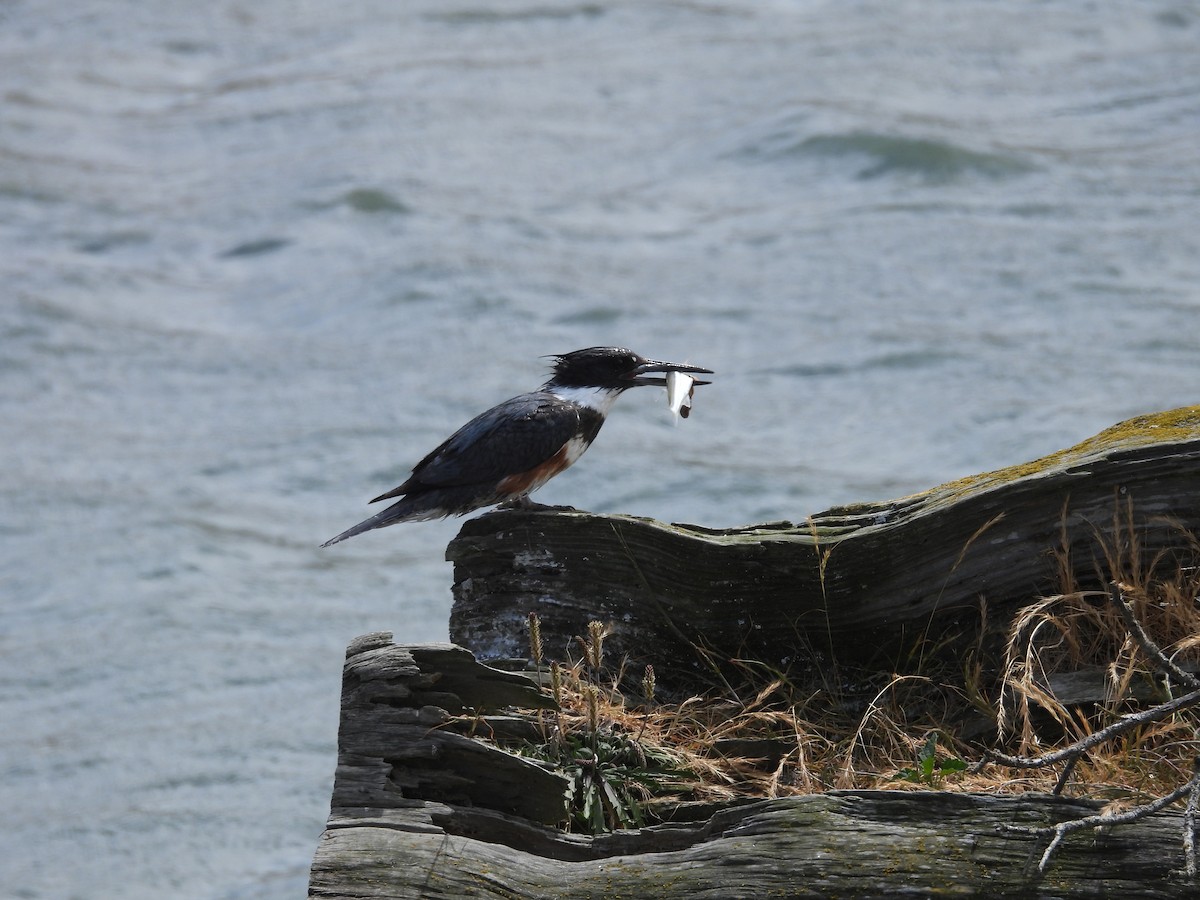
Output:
[{"xmin": 320, "ymin": 347, "xmax": 713, "ymax": 547}]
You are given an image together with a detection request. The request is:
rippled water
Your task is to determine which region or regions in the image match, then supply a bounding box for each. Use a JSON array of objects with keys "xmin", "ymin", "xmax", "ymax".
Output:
[{"xmin": 3, "ymin": 2, "xmax": 1199, "ymax": 897}]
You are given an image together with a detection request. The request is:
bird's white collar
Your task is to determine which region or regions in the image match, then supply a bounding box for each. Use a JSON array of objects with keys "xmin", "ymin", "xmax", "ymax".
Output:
[{"xmin": 548, "ymin": 385, "xmax": 622, "ymax": 416}]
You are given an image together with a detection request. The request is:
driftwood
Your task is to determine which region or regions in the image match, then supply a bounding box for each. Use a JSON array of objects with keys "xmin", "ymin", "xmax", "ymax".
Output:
[
  {"xmin": 448, "ymin": 407, "xmax": 1200, "ymax": 685},
  {"xmin": 310, "ymin": 409, "xmax": 1200, "ymax": 897},
  {"xmin": 328, "ymin": 634, "xmax": 562, "ymax": 825},
  {"xmin": 309, "ymin": 637, "xmax": 1195, "ymax": 898}
]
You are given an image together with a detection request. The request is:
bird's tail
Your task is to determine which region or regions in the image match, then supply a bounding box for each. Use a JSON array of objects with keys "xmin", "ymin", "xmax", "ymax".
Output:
[{"xmin": 320, "ymin": 486, "xmax": 492, "ymax": 547}]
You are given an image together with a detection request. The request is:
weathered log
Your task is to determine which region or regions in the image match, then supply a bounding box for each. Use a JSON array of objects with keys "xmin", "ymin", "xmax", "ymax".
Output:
[
  {"xmin": 310, "ymin": 410, "xmax": 1200, "ymax": 896},
  {"xmin": 448, "ymin": 407, "xmax": 1200, "ymax": 684},
  {"xmin": 309, "ymin": 635, "xmax": 1196, "ymax": 899},
  {"xmin": 311, "ymin": 792, "xmax": 1192, "ymax": 899},
  {"xmin": 329, "ymin": 634, "xmax": 565, "ymax": 825}
]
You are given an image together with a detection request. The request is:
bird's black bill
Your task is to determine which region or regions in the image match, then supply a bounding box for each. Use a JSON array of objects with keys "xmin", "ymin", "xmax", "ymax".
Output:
[{"xmin": 625, "ymin": 359, "xmax": 714, "ymax": 387}]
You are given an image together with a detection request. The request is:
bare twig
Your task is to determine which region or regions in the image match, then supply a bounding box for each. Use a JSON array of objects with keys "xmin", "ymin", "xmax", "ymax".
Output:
[
  {"xmin": 978, "ymin": 590, "xmax": 1200, "ymax": 776},
  {"xmin": 1004, "ymin": 757, "xmax": 1200, "ymax": 875},
  {"xmin": 983, "ymin": 585, "xmax": 1200, "ymax": 877},
  {"xmin": 1051, "ymin": 755, "xmax": 1078, "ymax": 797},
  {"xmin": 1109, "ymin": 582, "xmax": 1200, "ymax": 690},
  {"xmin": 976, "ymin": 684, "xmax": 1200, "ymax": 773}
]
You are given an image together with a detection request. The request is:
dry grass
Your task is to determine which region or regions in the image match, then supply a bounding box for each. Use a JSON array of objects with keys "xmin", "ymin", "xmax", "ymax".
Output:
[
  {"xmin": 991, "ymin": 502, "xmax": 1200, "ymax": 802},
  {"xmin": 516, "ymin": 501, "xmax": 1200, "ymax": 828}
]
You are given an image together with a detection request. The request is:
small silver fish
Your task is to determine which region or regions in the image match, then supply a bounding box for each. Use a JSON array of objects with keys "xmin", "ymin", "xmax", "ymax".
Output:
[{"xmin": 666, "ymin": 370, "xmax": 695, "ymax": 419}]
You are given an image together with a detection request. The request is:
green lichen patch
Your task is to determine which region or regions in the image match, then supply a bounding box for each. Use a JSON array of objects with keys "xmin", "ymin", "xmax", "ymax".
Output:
[{"xmin": 920, "ymin": 406, "xmax": 1200, "ymax": 506}]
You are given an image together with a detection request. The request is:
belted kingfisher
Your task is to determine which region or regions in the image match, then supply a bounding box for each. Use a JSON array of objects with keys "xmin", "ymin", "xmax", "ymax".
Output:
[{"xmin": 320, "ymin": 347, "xmax": 713, "ymax": 547}]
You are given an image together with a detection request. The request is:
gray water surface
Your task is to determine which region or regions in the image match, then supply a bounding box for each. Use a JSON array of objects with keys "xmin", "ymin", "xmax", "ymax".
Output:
[{"xmin": 3, "ymin": 2, "xmax": 1199, "ymax": 897}]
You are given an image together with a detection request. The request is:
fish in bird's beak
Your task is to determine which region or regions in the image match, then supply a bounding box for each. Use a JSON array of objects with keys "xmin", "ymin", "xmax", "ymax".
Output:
[
  {"xmin": 624, "ymin": 359, "xmax": 714, "ymax": 388},
  {"xmin": 666, "ymin": 371, "xmax": 696, "ymax": 418}
]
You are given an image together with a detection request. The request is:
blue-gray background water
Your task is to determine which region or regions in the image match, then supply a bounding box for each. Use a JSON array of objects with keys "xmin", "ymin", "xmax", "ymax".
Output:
[{"xmin": 3, "ymin": 2, "xmax": 1198, "ymax": 896}]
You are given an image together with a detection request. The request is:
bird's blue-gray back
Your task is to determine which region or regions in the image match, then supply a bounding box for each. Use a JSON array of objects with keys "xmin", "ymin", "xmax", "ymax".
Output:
[{"xmin": 400, "ymin": 392, "xmax": 583, "ymax": 491}]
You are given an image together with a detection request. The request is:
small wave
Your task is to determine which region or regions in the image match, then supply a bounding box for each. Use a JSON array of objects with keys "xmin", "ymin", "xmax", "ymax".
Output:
[
  {"xmin": 552, "ymin": 306, "xmax": 622, "ymax": 326},
  {"xmin": 761, "ymin": 349, "xmax": 965, "ymax": 379},
  {"xmin": 75, "ymin": 231, "xmax": 151, "ymax": 254},
  {"xmin": 748, "ymin": 130, "xmax": 1033, "ymax": 182},
  {"xmin": 301, "ymin": 189, "xmax": 411, "ymax": 216},
  {"xmin": 427, "ymin": 4, "xmax": 604, "ymax": 25},
  {"xmin": 219, "ymin": 237, "xmax": 292, "ymax": 258}
]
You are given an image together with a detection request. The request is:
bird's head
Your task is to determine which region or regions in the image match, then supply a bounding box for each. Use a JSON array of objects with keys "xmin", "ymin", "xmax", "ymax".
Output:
[{"xmin": 546, "ymin": 347, "xmax": 713, "ymax": 390}]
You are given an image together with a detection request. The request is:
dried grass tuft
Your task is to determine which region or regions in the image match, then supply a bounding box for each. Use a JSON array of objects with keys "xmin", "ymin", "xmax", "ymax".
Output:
[{"xmin": 509, "ymin": 501, "xmax": 1200, "ymax": 830}]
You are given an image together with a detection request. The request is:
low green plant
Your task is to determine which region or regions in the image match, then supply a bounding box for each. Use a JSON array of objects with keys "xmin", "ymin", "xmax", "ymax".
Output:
[
  {"xmin": 894, "ymin": 731, "xmax": 967, "ymax": 785},
  {"xmin": 533, "ymin": 725, "xmax": 691, "ymax": 832},
  {"xmin": 522, "ymin": 615, "xmax": 693, "ymax": 833}
]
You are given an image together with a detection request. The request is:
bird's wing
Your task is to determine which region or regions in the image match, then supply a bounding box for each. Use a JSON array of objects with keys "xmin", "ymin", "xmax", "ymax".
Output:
[{"xmin": 371, "ymin": 392, "xmax": 581, "ymax": 501}]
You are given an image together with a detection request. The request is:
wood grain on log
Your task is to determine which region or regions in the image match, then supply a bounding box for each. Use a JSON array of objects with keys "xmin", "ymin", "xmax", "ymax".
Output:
[
  {"xmin": 330, "ymin": 635, "xmax": 567, "ymax": 826},
  {"xmin": 311, "ymin": 792, "xmax": 1189, "ymax": 899}
]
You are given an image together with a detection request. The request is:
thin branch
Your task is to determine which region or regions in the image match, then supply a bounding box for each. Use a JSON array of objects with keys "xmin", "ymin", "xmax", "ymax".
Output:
[
  {"xmin": 1109, "ymin": 582, "xmax": 1200, "ymax": 690},
  {"xmin": 976, "ymin": 685, "xmax": 1200, "ymax": 772},
  {"xmin": 1003, "ymin": 758, "xmax": 1200, "ymax": 875},
  {"xmin": 1051, "ymin": 755, "xmax": 1078, "ymax": 796},
  {"xmin": 976, "ymin": 590, "xmax": 1200, "ymax": 777}
]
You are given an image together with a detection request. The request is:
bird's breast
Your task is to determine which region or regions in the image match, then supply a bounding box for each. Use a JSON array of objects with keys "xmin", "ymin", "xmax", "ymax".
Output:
[{"xmin": 496, "ymin": 433, "xmax": 592, "ymax": 497}]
